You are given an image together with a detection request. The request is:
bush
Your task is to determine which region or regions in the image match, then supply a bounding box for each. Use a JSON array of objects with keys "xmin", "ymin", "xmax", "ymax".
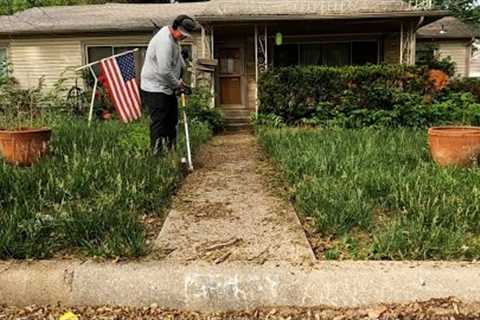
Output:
[
  {"xmin": 444, "ymin": 77, "xmax": 480, "ymax": 102},
  {"xmin": 258, "ymin": 64, "xmax": 480, "ymax": 128},
  {"xmin": 186, "ymin": 86, "xmax": 225, "ymax": 132},
  {"xmin": 258, "ymin": 64, "xmax": 429, "ymax": 126}
]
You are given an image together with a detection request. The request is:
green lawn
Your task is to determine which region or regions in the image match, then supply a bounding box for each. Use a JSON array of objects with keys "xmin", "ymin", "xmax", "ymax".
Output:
[
  {"xmin": 258, "ymin": 127, "xmax": 480, "ymax": 260},
  {"xmin": 0, "ymin": 117, "xmax": 211, "ymax": 259}
]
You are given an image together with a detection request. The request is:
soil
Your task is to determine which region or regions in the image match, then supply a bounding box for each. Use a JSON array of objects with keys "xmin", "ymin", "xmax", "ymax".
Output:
[
  {"xmin": 153, "ymin": 133, "xmax": 315, "ymax": 265},
  {"xmin": 2, "ymin": 298, "xmax": 480, "ymax": 319}
]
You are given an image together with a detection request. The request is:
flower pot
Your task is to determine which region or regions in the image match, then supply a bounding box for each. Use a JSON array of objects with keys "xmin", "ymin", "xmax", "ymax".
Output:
[
  {"xmin": 0, "ymin": 128, "xmax": 52, "ymax": 166},
  {"xmin": 101, "ymin": 110, "xmax": 113, "ymax": 121},
  {"xmin": 428, "ymin": 126, "xmax": 480, "ymax": 167}
]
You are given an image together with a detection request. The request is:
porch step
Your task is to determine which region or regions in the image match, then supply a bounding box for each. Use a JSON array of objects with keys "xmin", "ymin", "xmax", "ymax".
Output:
[
  {"xmin": 219, "ymin": 106, "xmax": 252, "ymax": 128},
  {"xmin": 225, "ymin": 123, "xmax": 253, "ymax": 132}
]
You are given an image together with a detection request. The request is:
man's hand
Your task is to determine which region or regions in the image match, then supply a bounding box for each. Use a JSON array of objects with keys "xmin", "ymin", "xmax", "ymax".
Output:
[
  {"xmin": 177, "ymin": 79, "xmax": 192, "ymax": 95},
  {"xmin": 178, "ymin": 79, "xmax": 187, "ymax": 89}
]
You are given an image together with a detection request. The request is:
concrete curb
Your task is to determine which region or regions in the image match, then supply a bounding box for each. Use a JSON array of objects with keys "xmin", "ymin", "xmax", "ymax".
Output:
[{"xmin": 1, "ymin": 261, "xmax": 479, "ymax": 311}]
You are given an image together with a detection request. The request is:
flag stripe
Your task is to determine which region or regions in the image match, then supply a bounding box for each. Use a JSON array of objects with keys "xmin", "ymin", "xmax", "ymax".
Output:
[
  {"xmin": 107, "ymin": 59, "xmax": 132, "ymax": 122},
  {"xmin": 127, "ymin": 81, "xmax": 141, "ymax": 117},
  {"xmin": 99, "ymin": 52, "xmax": 141, "ymax": 123},
  {"xmin": 111, "ymin": 59, "xmax": 136, "ymax": 121},
  {"xmin": 101, "ymin": 61, "xmax": 128, "ymax": 122}
]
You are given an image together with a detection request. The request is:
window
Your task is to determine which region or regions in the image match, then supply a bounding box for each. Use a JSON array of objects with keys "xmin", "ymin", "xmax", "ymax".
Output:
[
  {"xmin": 86, "ymin": 45, "xmax": 147, "ymax": 76},
  {"xmin": 0, "ymin": 47, "xmax": 7, "ymax": 79},
  {"xmin": 352, "ymin": 41, "xmax": 379, "ymax": 65},
  {"xmin": 274, "ymin": 41, "xmax": 379, "ymax": 67},
  {"xmin": 416, "ymin": 43, "xmax": 436, "ymax": 65}
]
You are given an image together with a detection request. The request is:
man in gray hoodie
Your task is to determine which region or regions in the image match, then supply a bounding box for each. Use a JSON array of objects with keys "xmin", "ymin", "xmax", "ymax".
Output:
[{"xmin": 140, "ymin": 15, "xmax": 198, "ymax": 155}]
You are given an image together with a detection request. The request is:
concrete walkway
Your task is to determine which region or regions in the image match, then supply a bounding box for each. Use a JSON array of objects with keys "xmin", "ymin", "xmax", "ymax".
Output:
[{"xmin": 154, "ymin": 133, "xmax": 315, "ymax": 265}]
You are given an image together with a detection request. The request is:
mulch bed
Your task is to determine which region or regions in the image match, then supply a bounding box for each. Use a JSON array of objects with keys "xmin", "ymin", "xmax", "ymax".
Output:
[{"xmin": 1, "ymin": 298, "xmax": 479, "ymax": 319}]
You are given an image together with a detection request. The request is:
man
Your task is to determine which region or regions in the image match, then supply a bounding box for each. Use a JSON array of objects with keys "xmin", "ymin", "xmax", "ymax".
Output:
[{"xmin": 141, "ymin": 15, "xmax": 198, "ymax": 155}]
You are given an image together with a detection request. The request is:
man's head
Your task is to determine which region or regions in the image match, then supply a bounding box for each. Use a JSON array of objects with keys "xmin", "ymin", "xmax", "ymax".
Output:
[{"xmin": 171, "ymin": 15, "xmax": 199, "ymax": 41}]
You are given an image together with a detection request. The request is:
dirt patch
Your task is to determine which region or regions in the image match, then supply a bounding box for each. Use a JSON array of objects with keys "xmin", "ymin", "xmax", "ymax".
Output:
[
  {"xmin": 2, "ymin": 298, "xmax": 480, "ymax": 319},
  {"xmin": 154, "ymin": 133, "xmax": 315, "ymax": 265}
]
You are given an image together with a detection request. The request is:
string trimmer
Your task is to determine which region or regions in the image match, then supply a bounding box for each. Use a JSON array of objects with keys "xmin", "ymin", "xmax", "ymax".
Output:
[{"xmin": 180, "ymin": 88, "xmax": 193, "ymax": 172}]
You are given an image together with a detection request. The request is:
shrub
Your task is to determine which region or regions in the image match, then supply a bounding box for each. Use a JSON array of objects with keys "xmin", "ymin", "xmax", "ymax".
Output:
[
  {"xmin": 186, "ymin": 86, "xmax": 225, "ymax": 132},
  {"xmin": 445, "ymin": 77, "xmax": 480, "ymax": 102},
  {"xmin": 258, "ymin": 64, "xmax": 429, "ymax": 126},
  {"xmin": 258, "ymin": 64, "xmax": 480, "ymax": 128}
]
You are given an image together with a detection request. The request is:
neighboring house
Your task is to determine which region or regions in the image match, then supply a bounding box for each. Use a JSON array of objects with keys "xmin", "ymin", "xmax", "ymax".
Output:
[
  {"xmin": 417, "ymin": 16, "xmax": 478, "ymax": 77},
  {"xmin": 0, "ymin": 0, "xmax": 446, "ymax": 128}
]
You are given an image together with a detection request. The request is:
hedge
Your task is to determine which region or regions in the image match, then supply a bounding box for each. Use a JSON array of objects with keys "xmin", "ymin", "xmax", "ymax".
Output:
[{"xmin": 257, "ymin": 64, "xmax": 480, "ymax": 128}]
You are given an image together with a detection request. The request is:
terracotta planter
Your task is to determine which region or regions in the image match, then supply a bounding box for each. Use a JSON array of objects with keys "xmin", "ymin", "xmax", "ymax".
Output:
[
  {"xmin": 101, "ymin": 111, "xmax": 113, "ymax": 121},
  {"xmin": 0, "ymin": 128, "xmax": 52, "ymax": 166},
  {"xmin": 428, "ymin": 126, "xmax": 480, "ymax": 167}
]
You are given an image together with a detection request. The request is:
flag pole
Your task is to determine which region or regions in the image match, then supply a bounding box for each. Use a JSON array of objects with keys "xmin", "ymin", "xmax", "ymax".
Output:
[
  {"xmin": 87, "ymin": 65, "xmax": 98, "ymax": 127},
  {"xmin": 75, "ymin": 48, "xmax": 139, "ymax": 72}
]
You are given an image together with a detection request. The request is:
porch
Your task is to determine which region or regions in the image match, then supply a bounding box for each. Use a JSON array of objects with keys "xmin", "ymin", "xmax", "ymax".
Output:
[{"xmin": 199, "ymin": 17, "xmax": 427, "ymax": 129}]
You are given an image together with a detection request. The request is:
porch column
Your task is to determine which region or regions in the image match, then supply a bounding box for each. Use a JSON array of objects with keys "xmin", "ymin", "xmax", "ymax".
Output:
[
  {"xmin": 400, "ymin": 21, "xmax": 416, "ymax": 65},
  {"xmin": 255, "ymin": 24, "xmax": 268, "ymax": 114},
  {"xmin": 210, "ymin": 26, "xmax": 215, "ymax": 109}
]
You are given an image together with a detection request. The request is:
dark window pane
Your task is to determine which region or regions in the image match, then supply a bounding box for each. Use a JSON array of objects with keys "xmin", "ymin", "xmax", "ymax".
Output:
[
  {"xmin": 0, "ymin": 48, "xmax": 7, "ymax": 78},
  {"xmin": 87, "ymin": 46, "xmax": 113, "ymax": 74},
  {"xmin": 300, "ymin": 44, "xmax": 322, "ymax": 66},
  {"xmin": 352, "ymin": 41, "xmax": 378, "ymax": 65},
  {"xmin": 322, "ymin": 43, "xmax": 350, "ymax": 66},
  {"xmin": 274, "ymin": 44, "xmax": 299, "ymax": 67}
]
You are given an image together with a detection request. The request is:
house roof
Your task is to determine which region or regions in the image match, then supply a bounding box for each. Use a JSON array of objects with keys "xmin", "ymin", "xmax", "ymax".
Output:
[
  {"xmin": 0, "ymin": 0, "xmax": 447, "ymax": 36},
  {"xmin": 417, "ymin": 16, "xmax": 478, "ymax": 39}
]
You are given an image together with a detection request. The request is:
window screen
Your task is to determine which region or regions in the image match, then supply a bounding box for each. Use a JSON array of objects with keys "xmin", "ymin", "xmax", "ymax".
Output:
[
  {"xmin": 0, "ymin": 48, "xmax": 7, "ymax": 78},
  {"xmin": 352, "ymin": 41, "xmax": 378, "ymax": 65},
  {"xmin": 274, "ymin": 44, "xmax": 299, "ymax": 67},
  {"xmin": 322, "ymin": 43, "xmax": 351, "ymax": 67}
]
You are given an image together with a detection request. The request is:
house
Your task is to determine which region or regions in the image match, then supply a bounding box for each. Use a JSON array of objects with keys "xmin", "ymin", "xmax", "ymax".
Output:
[
  {"xmin": 0, "ymin": 0, "xmax": 447, "ymax": 128},
  {"xmin": 417, "ymin": 16, "xmax": 478, "ymax": 77}
]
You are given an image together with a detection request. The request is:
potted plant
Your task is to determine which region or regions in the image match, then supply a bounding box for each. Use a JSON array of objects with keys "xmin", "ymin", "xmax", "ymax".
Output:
[
  {"xmin": 0, "ymin": 79, "xmax": 51, "ymax": 166},
  {"xmin": 428, "ymin": 90, "xmax": 480, "ymax": 167}
]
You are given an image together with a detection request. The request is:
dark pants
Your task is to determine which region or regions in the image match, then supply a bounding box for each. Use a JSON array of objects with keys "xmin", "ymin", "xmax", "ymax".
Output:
[{"xmin": 141, "ymin": 90, "xmax": 179, "ymax": 155}]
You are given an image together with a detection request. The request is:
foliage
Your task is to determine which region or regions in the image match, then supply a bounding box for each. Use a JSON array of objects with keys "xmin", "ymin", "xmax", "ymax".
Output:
[
  {"xmin": 0, "ymin": 115, "xmax": 211, "ymax": 259},
  {"xmin": 185, "ymin": 86, "xmax": 225, "ymax": 132},
  {"xmin": 418, "ymin": 54, "xmax": 456, "ymax": 78},
  {"xmin": 258, "ymin": 127, "xmax": 480, "ymax": 260},
  {"xmin": 433, "ymin": 0, "xmax": 480, "ymax": 26},
  {"xmin": 258, "ymin": 64, "xmax": 480, "ymax": 128},
  {"xmin": 0, "ymin": 77, "xmax": 71, "ymax": 129},
  {"xmin": 444, "ymin": 77, "xmax": 480, "ymax": 101}
]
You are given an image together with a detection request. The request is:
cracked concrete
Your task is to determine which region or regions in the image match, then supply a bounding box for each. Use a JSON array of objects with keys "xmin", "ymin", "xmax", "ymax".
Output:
[{"xmin": 154, "ymin": 134, "xmax": 315, "ymax": 265}]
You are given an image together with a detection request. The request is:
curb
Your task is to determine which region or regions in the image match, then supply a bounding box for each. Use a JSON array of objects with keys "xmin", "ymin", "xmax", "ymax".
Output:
[{"xmin": 1, "ymin": 261, "xmax": 480, "ymax": 311}]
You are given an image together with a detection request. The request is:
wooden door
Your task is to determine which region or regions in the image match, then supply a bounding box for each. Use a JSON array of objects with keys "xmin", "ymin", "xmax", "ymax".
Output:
[{"xmin": 218, "ymin": 47, "xmax": 243, "ymax": 105}]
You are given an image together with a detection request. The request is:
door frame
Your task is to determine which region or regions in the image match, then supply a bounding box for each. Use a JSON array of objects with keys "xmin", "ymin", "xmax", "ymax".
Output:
[{"xmin": 215, "ymin": 41, "xmax": 247, "ymax": 108}]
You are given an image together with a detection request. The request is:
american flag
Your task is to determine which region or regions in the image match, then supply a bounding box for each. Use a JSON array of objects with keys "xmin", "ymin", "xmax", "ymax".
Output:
[{"xmin": 100, "ymin": 52, "xmax": 141, "ymax": 123}]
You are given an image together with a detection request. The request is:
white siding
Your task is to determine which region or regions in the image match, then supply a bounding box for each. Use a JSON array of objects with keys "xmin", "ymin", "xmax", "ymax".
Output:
[
  {"xmin": 9, "ymin": 38, "xmax": 82, "ymax": 89},
  {"xmin": 470, "ymin": 50, "xmax": 480, "ymax": 78},
  {"xmin": 7, "ymin": 34, "xmax": 200, "ymax": 90},
  {"xmin": 436, "ymin": 40, "xmax": 470, "ymax": 77}
]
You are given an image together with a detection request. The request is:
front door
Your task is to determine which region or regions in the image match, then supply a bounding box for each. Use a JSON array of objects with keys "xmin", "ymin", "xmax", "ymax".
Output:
[{"xmin": 218, "ymin": 47, "xmax": 243, "ymax": 105}]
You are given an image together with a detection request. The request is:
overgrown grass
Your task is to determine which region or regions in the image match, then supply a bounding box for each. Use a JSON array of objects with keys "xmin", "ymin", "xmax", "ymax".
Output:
[
  {"xmin": 258, "ymin": 127, "xmax": 480, "ymax": 260},
  {"xmin": 0, "ymin": 116, "xmax": 211, "ymax": 259}
]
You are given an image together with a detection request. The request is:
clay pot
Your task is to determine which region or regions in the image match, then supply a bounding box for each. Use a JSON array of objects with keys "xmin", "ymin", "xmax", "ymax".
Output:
[
  {"xmin": 428, "ymin": 126, "xmax": 480, "ymax": 167},
  {"xmin": 101, "ymin": 110, "xmax": 113, "ymax": 120},
  {"xmin": 0, "ymin": 128, "xmax": 52, "ymax": 166}
]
